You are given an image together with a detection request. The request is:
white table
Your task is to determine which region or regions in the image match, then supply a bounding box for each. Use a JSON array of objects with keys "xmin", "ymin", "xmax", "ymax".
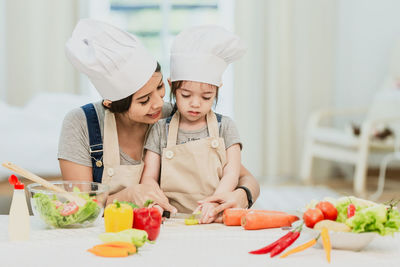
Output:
[{"xmin": 0, "ymin": 215, "xmax": 399, "ymax": 267}]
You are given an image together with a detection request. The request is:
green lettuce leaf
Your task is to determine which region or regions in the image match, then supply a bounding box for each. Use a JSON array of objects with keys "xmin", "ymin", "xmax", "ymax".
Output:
[{"xmin": 345, "ymin": 204, "xmax": 400, "ymax": 235}]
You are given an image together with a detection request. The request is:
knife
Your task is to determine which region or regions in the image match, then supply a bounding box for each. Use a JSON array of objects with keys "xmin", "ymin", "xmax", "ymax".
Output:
[{"xmin": 162, "ymin": 211, "xmax": 201, "ymax": 219}]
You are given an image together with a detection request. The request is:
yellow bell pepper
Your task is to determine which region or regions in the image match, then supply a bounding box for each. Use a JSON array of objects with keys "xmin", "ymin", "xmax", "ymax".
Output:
[{"xmin": 104, "ymin": 201, "xmax": 133, "ymax": 233}]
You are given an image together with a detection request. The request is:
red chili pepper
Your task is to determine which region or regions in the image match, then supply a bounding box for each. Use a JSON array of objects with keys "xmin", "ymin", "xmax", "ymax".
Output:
[
  {"xmin": 270, "ymin": 231, "xmax": 301, "ymax": 257},
  {"xmin": 347, "ymin": 203, "xmax": 356, "ymax": 218},
  {"xmin": 132, "ymin": 200, "xmax": 162, "ymax": 241},
  {"xmin": 249, "ymin": 231, "xmax": 294, "ymax": 254}
]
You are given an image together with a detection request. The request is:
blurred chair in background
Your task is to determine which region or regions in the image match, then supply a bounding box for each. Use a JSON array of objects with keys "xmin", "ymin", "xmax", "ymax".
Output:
[{"xmin": 300, "ymin": 42, "xmax": 400, "ymax": 199}]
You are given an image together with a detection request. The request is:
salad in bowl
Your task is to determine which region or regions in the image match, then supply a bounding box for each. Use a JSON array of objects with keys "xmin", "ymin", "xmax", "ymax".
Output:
[
  {"xmin": 302, "ymin": 197, "xmax": 400, "ymax": 251},
  {"xmin": 28, "ymin": 181, "xmax": 109, "ymax": 228}
]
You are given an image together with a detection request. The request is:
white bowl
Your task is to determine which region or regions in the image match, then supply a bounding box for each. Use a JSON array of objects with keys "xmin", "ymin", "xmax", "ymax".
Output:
[{"xmin": 304, "ymin": 227, "xmax": 378, "ymax": 251}]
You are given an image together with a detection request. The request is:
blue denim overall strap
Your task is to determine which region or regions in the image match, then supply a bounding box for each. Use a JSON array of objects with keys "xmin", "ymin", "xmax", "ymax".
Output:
[
  {"xmin": 81, "ymin": 103, "xmax": 104, "ymax": 183},
  {"xmin": 165, "ymin": 112, "xmax": 222, "ymax": 137}
]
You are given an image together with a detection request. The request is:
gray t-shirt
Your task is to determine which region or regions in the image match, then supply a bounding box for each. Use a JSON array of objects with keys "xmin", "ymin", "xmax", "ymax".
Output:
[
  {"xmin": 144, "ymin": 114, "xmax": 242, "ymax": 155},
  {"xmin": 57, "ymin": 101, "xmax": 174, "ymax": 167}
]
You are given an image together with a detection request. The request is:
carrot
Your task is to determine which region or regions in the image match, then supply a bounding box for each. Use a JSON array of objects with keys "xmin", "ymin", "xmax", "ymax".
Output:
[
  {"xmin": 88, "ymin": 242, "xmax": 136, "ymax": 257},
  {"xmin": 93, "ymin": 241, "xmax": 136, "ymax": 252},
  {"xmin": 279, "ymin": 237, "xmax": 318, "ymax": 258},
  {"xmin": 321, "ymin": 227, "xmax": 331, "ymax": 263},
  {"xmin": 241, "ymin": 211, "xmax": 299, "ymax": 230},
  {"xmin": 88, "ymin": 246, "xmax": 130, "ymax": 257},
  {"xmin": 223, "ymin": 209, "xmax": 295, "ymax": 226}
]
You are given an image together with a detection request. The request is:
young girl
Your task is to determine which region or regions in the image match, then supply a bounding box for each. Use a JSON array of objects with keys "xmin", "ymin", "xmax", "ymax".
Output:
[{"xmin": 140, "ymin": 25, "xmax": 246, "ymax": 223}]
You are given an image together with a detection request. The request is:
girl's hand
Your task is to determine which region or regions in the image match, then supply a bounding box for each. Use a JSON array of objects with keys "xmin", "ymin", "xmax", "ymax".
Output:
[
  {"xmin": 198, "ymin": 190, "xmax": 248, "ymax": 223},
  {"xmin": 197, "ymin": 202, "xmax": 219, "ymax": 224}
]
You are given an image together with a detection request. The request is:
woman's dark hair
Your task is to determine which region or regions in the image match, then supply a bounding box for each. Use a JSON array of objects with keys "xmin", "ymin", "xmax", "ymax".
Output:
[
  {"xmin": 103, "ymin": 62, "xmax": 162, "ymax": 113},
  {"xmin": 169, "ymin": 81, "xmax": 219, "ymax": 107}
]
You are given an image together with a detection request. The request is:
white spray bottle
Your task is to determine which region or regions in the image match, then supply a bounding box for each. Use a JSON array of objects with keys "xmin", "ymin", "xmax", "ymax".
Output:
[{"xmin": 8, "ymin": 174, "xmax": 30, "ymax": 241}]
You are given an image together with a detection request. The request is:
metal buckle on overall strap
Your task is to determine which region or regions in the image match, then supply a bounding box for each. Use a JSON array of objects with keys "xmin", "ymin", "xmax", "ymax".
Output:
[
  {"xmin": 89, "ymin": 144, "xmax": 103, "ymax": 153},
  {"xmin": 89, "ymin": 144, "xmax": 103, "ymax": 167}
]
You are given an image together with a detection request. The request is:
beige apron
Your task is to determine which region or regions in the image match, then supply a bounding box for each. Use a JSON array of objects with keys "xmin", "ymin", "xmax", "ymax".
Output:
[
  {"xmin": 101, "ymin": 110, "xmax": 145, "ymax": 194},
  {"xmin": 160, "ymin": 111, "xmax": 227, "ymax": 213}
]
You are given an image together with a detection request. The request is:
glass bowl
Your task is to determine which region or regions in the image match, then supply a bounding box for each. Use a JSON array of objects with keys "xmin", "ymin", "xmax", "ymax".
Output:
[{"xmin": 27, "ymin": 181, "xmax": 109, "ymax": 228}]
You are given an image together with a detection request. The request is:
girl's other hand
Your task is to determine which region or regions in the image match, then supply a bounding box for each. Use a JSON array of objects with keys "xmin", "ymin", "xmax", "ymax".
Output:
[
  {"xmin": 198, "ymin": 190, "xmax": 248, "ymax": 223},
  {"xmin": 198, "ymin": 202, "xmax": 218, "ymax": 224}
]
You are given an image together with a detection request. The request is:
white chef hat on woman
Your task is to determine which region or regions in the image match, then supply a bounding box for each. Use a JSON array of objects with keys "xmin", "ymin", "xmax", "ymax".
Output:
[
  {"xmin": 65, "ymin": 19, "xmax": 157, "ymax": 101},
  {"xmin": 170, "ymin": 25, "xmax": 246, "ymax": 87}
]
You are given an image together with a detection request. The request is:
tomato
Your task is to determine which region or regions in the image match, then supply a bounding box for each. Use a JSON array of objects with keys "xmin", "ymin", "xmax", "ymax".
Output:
[
  {"xmin": 347, "ymin": 203, "xmax": 356, "ymax": 218},
  {"xmin": 303, "ymin": 208, "xmax": 324, "ymax": 228},
  {"xmin": 60, "ymin": 202, "xmax": 79, "ymax": 216},
  {"xmin": 53, "ymin": 200, "xmax": 63, "ymax": 209},
  {"xmin": 316, "ymin": 201, "xmax": 338, "ymax": 221}
]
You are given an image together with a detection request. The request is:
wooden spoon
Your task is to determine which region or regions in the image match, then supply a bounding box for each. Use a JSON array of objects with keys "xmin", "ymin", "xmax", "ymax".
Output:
[{"xmin": 2, "ymin": 161, "xmax": 86, "ymax": 206}]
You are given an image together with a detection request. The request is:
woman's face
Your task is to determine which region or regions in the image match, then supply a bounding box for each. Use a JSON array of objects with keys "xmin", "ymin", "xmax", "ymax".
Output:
[{"xmin": 126, "ymin": 72, "xmax": 165, "ymax": 124}]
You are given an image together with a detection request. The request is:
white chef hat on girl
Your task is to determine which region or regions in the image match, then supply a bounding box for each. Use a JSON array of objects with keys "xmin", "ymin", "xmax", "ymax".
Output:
[
  {"xmin": 65, "ymin": 19, "xmax": 157, "ymax": 101},
  {"xmin": 170, "ymin": 25, "xmax": 246, "ymax": 87}
]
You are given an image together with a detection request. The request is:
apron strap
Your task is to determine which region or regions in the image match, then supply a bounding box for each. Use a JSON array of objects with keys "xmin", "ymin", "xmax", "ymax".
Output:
[
  {"xmin": 166, "ymin": 111, "xmax": 180, "ymax": 148},
  {"xmin": 165, "ymin": 110, "xmax": 223, "ymax": 147},
  {"xmin": 81, "ymin": 103, "xmax": 104, "ymax": 183},
  {"xmin": 165, "ymin": 111, "xmax": 222, "ymax": 138},
  {"xmin": 206, "ymin": 111, "xmax": 220, "ymax": 138},
  {"xmin": 103, "ymin": 110, "xmax": 121, "ymax": 165}
]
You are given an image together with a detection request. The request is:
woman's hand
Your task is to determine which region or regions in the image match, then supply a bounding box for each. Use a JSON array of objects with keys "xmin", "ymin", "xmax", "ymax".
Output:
[
  {"xmin": 107, "ymin": 184, "xmax": 177, "ymax": 213},
  {"xmin": 198, "ymin": 189, "xmax": 248, "ymax": 223}
]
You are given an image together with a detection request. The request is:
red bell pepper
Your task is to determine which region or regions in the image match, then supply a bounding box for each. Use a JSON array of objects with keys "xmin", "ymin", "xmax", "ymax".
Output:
[{"xmin": 132, "ymin": 200, "xmax": 162, "ymax": 241}]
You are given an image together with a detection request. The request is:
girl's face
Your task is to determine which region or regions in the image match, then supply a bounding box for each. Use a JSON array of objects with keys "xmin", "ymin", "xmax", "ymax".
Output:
[
  {"xmin": 125, "ymin": 72, "xmax": 165, "ymax": 124},
  {"xmin": 175, "ymin": 81, "xmax": 217, "ymax": 122}
]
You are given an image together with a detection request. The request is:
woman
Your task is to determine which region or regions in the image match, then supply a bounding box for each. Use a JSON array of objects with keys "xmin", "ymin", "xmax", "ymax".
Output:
[{"xmin": 59, "ymin": 19, "xmax": 259, "ymax": 219}]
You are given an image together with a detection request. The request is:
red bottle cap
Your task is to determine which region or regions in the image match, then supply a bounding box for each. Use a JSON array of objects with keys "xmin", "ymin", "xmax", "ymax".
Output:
[{"xmin": 8, "ymin": 174, "xmax": 25, "ymax": 189}]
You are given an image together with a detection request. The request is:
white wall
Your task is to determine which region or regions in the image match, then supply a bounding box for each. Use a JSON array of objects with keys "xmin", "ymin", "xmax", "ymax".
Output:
[
  {"xmin": 4, "ymin": 0, "xmax": 79, "ymax": 106},
  {"xmin": 0, "ymin": 0, "xmax": 5, "ymax": 101},
  {"xmin": 335, "ymin": 0, "xmax": 400, "ymax": 109}
]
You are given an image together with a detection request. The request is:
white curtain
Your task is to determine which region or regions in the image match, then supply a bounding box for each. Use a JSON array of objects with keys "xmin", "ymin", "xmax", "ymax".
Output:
[
  {"xmin": 2, "ymin": 0, "xmax": 80, "ymax": 106},
  {"xmin": 234, "ymin": 0, "xmax": 336, "ymax": 182}
]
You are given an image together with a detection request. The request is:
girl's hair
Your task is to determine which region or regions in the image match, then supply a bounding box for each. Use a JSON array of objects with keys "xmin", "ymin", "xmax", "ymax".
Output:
[
  {"xmin": 169, "ymin": 81, "xmax": 219, "ymax": 105},
  {"xmin": 103, "ymin": 62, "xmax": 161, "ymax": 113}
]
